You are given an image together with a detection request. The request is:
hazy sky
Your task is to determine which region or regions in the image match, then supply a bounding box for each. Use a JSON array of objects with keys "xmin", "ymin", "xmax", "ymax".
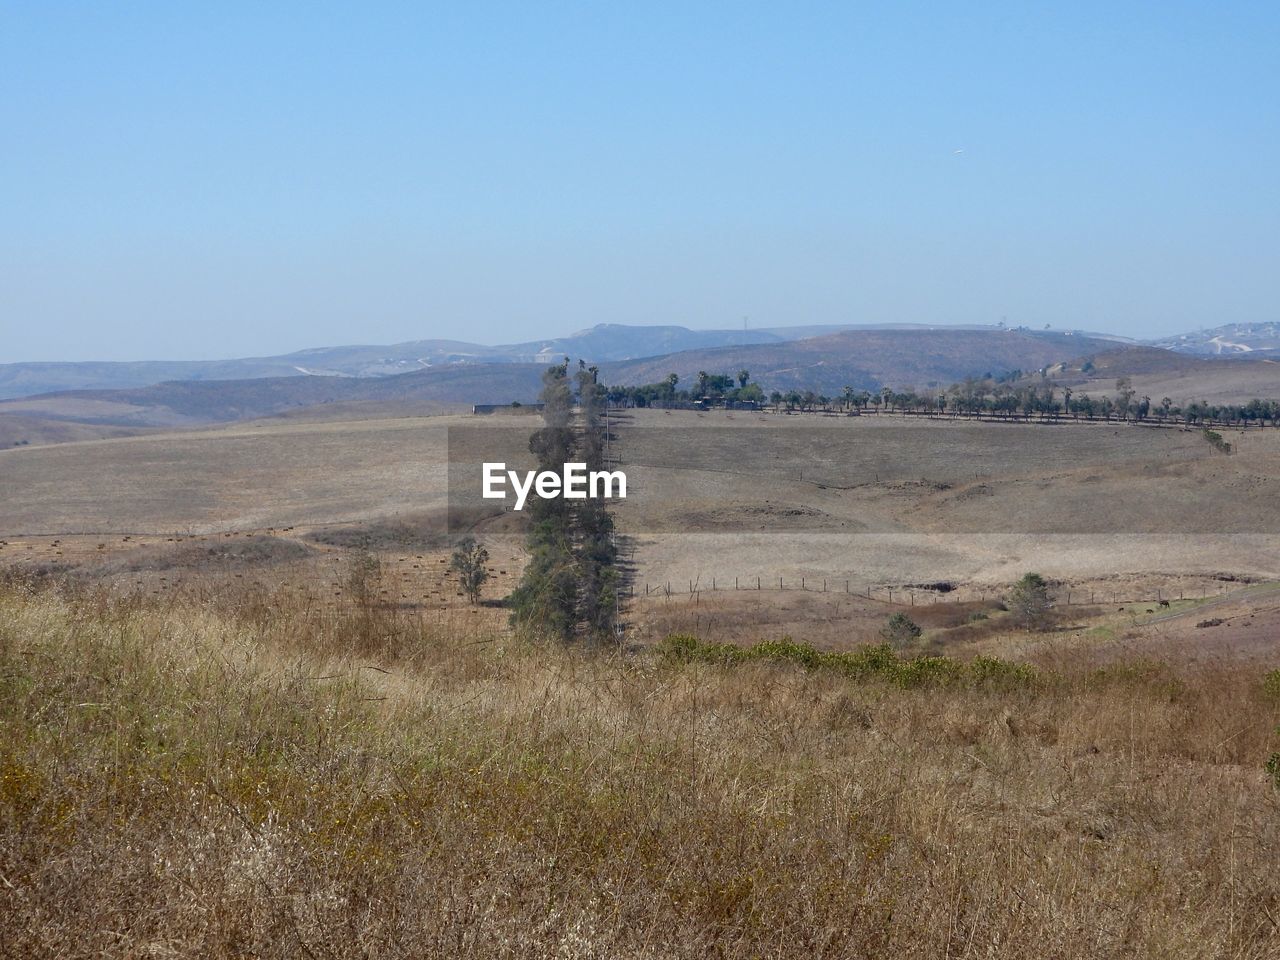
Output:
[{"xmin": 3, "ymin": 2, "xmax": 1278, "ymax": 362}]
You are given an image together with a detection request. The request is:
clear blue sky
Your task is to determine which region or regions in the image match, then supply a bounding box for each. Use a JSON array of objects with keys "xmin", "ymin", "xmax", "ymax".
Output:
[{"xmin": 2, "ymin": 2, "xmax": 1277, "ymax": 362}]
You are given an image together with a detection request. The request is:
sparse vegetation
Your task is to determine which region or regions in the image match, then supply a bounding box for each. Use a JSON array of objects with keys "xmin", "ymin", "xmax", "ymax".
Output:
[
  {"xmin": 2, "ymin": 583, "xmax": 1279, "ymax": 957},
  {"xmin": 1264, "ymin": 668, "xmax": 1280, "ymax": 702},
  {"xmin": 659, "ymin": 633, "xmax": 1038, "ymax": 690},
  {"xmin": 1009, "ymin": 572, "xmax": 1054, "ymax": 631},
  {"xmin": 879, "ymin": 611, "xmax": 922, "ymax": 649},
  {"xmin": 343, "ymin": 547, "xmax": 381, "ymax": 609},
  {"xmin": 1202, "ymin": 427, "xmax": 1234, "ymax": 455},
  {"xmin": 450, "ymin": 535, "xmax": 490, "ymax": 604}
]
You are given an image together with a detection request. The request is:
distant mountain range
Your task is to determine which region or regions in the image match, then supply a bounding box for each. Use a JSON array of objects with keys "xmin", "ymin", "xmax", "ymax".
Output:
[
  {"xmin": 0, "ymin": 323, "xmax": 834, "ymax": 399},
  {"xmin": 599, "ymin": 328, "xmax": 1117, "ymax": 396},
  {"xmin": 3, "ymin": 323, "xmax": 1276, "ymax": 444},
  {"xmin": 0, "ymin": 321, "xmax": 1131, "ymax": 400},
  {"xmin": 2, "ymin": 328, "xmax": 1122, "ymax": 431}
]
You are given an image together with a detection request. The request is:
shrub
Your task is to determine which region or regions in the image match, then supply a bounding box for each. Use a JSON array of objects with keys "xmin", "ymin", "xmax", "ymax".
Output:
[
  {"xmin": 895, "ymin": 656, "xmax": 964, "ymax": 689},
  {"xmin": 1009, "ymin": 573, "xmax": 1053, "ymax": 631},
  {"xmin": 658, "ymin": 633, "xmax": 746, "ymax": 665},
  {"xmin": 657, "ymin": 635, "xmax": 1038, "ymax": 692},
  {"xmin": 1202, "ymin": 428, "xmax": 1233, "ymax": 455},
  {"xmin": 969, "ymin": 655, "xmax": 1040, "ymax": 691},
  {"xmin": 1263, "ymin": 669, "xmax": 1280, "ymax": 703},
  {"xmin": 752, "ymin": 638, "xmax": 824, "ymax": 668},
  {"xmin": 880, "ymin": 612, "xmax": 922, "ymax": 649},
  {"xmin": 450, "ymin": 536, "xmax": 490, "ymax": 605}
]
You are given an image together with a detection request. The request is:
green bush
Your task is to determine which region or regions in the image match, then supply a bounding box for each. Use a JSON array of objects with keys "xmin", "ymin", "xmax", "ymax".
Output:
[
  {"xmin": 752, "ymin": 638, "xmax": 824, "ymax": 668},
  {"xmin": 657, "ymin": 635, "xmax": 1038, "ymax": 692},
  {"xmin": 968, "ymin": 655, "xmax": 1039, "ymax": 691},
  {"xmin": 659, "ymin": 633, "xmax": 746, "ymax": 665},
  {"xmin": 894, "ymin": 656, "xmax": 964, "ymax": 688},
  {"xmin": 880, "ymin": 612, "xmax": 922, "ymax": 649},
  {"xmin": 1262, "ymin": 669, "xmax": 1280, "ymax": 703}
]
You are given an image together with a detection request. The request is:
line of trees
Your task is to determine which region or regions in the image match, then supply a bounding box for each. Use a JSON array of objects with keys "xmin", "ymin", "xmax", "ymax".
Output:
[
  {"xmin": 606, "ymin": 369, "xmax": 765, "ymax": 407},
  {"xmin": 603, "ymin": 368, "xmax": 1279, "ymax": 428},
  {"xmin": 509, "ymin": 360, "xmax": 619, "ymax": 642}
]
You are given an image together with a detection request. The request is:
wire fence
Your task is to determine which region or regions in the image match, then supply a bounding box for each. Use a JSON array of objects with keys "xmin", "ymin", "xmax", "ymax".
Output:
[
  {"xmin": 631, "ymin": 574, "xmax": 1237, "ymax": 609},
  {"xmin": 3, "ymin": 545, "xmax": 1244, "ymax": 616}
]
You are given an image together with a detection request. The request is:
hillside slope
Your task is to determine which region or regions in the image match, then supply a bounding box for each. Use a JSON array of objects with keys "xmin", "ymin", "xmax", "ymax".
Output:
[
  {"xmin": 0, "ymin": 364, "xmax": 548, "ymax": 427},
  {"xmin": 1042, "ymin": 346, "xmax": 1280, "ymax": 403},
  {"xmin": 601, "ymin": 329, "xmax": 1112, "ymax": 393},
  {"xmin": 11, "ymin": 332, "xmax": 1272, "ymax": 433},
  {"xmin": 0, "ymin": 323, "xmax": 817, "ymax": 399},
  {"xmin": 1151, "ymin": 322, "xmax": 1280, "ymax": 356}
]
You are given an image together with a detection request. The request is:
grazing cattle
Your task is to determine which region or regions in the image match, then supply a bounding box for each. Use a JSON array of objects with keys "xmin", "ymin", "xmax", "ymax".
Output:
[{"xmin": 1159, "ymin": 599, "xmax": 1171, "ymax": 608}]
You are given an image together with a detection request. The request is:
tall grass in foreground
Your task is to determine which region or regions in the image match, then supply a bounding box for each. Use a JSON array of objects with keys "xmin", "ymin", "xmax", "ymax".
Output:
[{"xmin": 1, "ymin": 583, "xmax": 1278, "ymax": 958}]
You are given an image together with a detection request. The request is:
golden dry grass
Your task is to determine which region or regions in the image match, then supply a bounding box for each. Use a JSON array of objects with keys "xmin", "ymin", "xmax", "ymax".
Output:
[{"xmin": 2, "ymin": 582, "xmax": 1279, "ymax": 958}]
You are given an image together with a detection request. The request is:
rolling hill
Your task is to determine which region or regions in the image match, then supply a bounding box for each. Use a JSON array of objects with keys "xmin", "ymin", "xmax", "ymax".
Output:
[
  {"xmin": 600, "ymin": 329, "xmax": 1114, "ymax": 394},
  {"xmin": 1150, "ymin": 322, "xmax": 1280, "ymax": 357},
  {"xmin": 0, "ymin": 364, "xmax": 550, "ymax": 429},
  {"xmin": 0, "ymin": 323, "xmax": 828, "ymax": 399},
  {"xmin": 1040, "ymin": 345, "xmax": 1280, "ymax": 403},
  {"xmin": 2, "ymin": 321, "xmax": 1139, "ymax": 400},
  {"xmin": 8, "ymin": 329, "xmax": 1274, "ymax": 437}
]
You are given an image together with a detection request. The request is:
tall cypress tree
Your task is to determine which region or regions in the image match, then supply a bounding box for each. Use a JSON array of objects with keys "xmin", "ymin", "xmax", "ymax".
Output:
[
  {"xmin": 574, "ymin": 362, "xmax": 618, "ymax": 641},
  {"xmin": 509, "ymin": 359, "xmax": 620, "ymax": 644},
  {"xmin": 508, "ymin": 361, "xmax": 578, "ymax": 640}
]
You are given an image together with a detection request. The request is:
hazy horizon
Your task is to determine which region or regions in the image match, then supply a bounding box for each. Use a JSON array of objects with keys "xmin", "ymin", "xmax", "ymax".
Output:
[
  {"xmin": 0, "ymin": 317, "xmax": 1220, "ymax": 367},
  {"xmin": 4, "ymin": 3, "xmax": 1277, "ymax": 364}
]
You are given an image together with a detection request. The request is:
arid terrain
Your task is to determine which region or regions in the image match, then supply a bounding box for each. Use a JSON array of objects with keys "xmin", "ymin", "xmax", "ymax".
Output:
[
  {"xmin": 4, "ymin": 395, "xmax": 1280, "ymax": 959},
  {"xmin": 3, "ymin": 405, "xmax": 1279, "ymax": 660}
]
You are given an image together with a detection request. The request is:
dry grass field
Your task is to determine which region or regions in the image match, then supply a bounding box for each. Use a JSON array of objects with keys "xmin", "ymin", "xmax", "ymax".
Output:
[
  {"xmin": 4, "ymin": 405, "xmax": 1280, "ymax": 956},
  {"xmin": 1, "ymin": 581, "xmax": 1278, "ymax": 957},
  {"xmin": 5, "ymin": 406, "xmax": 1280, "ymax": 650}
]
